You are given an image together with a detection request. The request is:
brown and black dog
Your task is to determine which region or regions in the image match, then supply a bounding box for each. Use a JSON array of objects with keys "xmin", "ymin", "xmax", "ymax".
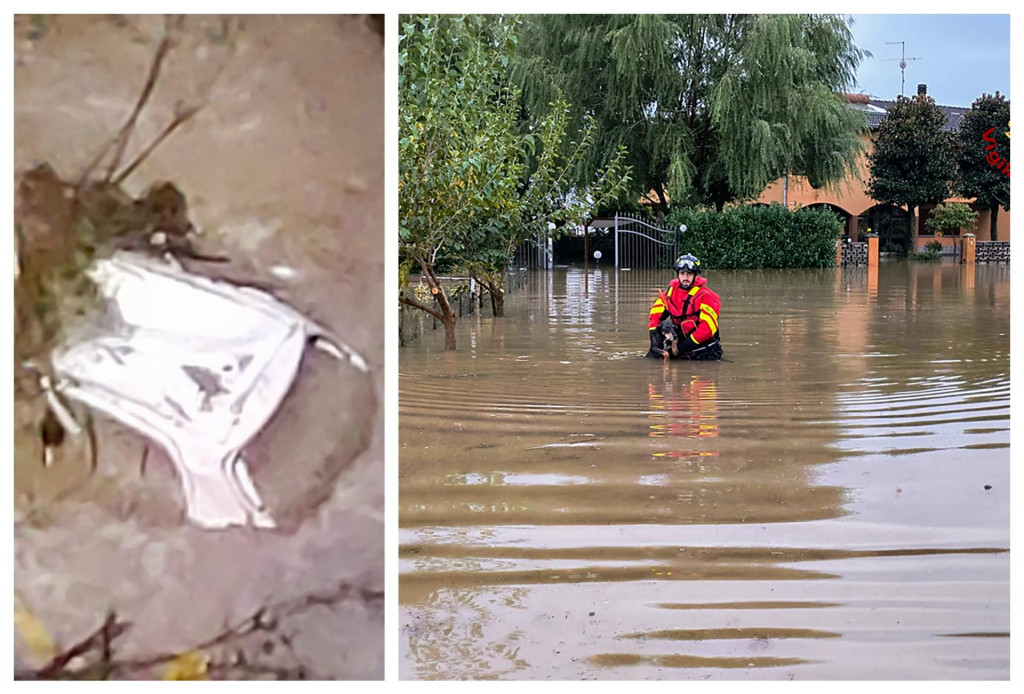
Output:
[{"xmin": 646, "ymin": 316, "xmax": 682, "ymax": 360}]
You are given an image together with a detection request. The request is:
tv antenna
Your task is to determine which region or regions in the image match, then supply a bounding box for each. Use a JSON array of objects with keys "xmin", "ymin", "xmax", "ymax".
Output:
[{"xmin": 883, "ymin": 41, "xmax": 921, "ymax": 97}]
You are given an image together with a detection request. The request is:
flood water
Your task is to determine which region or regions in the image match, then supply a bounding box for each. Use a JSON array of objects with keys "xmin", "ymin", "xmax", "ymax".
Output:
[{"xmin": 398, "ymin": 262, "xmax": 1010, "ymax": 681}]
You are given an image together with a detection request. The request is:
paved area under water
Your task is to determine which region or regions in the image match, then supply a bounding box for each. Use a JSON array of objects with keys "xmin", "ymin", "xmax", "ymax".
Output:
[{"xmin": 399, "ymin": 262, "xmax": 1010, "ymax": 680}]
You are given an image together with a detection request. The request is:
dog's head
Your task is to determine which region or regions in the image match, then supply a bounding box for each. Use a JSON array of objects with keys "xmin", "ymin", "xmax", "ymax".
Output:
[{"xmin": 656, "ymin": 317, "xmax": 679, "ymax": 357}]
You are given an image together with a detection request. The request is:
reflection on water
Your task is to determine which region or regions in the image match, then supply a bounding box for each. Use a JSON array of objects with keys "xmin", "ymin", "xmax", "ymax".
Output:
[
  {"xmin": 648, "ymin": 372, "xmax": 720, "ymax": 443},
  {"xmin": 399, "ymin": 263, "xmax": 1009, "ymax": 680}
]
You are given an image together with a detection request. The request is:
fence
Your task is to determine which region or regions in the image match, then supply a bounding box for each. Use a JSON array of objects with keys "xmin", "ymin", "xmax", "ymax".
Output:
[
  {"xmin": 976, "ymin": 241, "xmax": 1010, "ymax": 263},
  {"xmin": 398, "ymin": 268, "xmax": 530, "ymax": 347},
  {"xmin": 839, "ymin": 240, "xmax": 868, "ymax": 266},
  {"xmin": 512, "ymin": 234, "xmax": 553, "ymax": 270},
  {"xmin": 613, "ymin": 213, "xmax": 680, "ymax": 269}
]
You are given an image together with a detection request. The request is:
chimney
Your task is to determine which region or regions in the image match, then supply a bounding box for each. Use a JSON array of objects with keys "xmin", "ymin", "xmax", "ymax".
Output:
[{"xmin": 917, "ymin": 84, "xmax": 927, "ymax": 96}]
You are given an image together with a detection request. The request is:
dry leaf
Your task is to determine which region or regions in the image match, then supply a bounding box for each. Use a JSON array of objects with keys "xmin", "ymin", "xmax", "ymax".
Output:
[
  {"xmin": 162, "ymin": 650, "xmax": 210, "ymax": 680},
  {"xmin": 14, "ymin": 595, "xmax": 59, "ymax": 665}
]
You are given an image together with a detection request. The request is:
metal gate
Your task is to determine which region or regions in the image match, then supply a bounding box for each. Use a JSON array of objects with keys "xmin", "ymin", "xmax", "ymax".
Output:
[
  {"xmin": 613, "ymin": 213, "xmax": 681, "ymax": 269},
  {"xmin": 512, "ymin": 233, "xmax": 553, "ymax": 270}
]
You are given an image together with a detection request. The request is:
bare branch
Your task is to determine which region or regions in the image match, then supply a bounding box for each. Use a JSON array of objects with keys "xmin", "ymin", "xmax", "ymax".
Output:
[
  {"xmin": 102, "ymin": 20, "xmax": 181, "ymax": 184},
  {"xmin": 399, "ymin": 291, "xmax": 445, "ymax": 322},
  {"xmin": 113, "ymin": 102, "xmax": 200, "ymax": 186},
  {"xmin": 34, "ymin": 611, "xmax": 130, "ymax": 679},
  {"xmin": 21, "ymin": 580, "xmax": 382, "ymax": 680}
]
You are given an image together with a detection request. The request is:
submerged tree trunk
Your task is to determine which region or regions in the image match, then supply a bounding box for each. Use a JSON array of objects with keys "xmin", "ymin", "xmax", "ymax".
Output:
[
  {"xmin": 423, "ymin": 264, "xmax": 458, "ymax": 350},
  {"xmin": 442, "ymin": 316, "xmax": 456, "ymax": 350},
  {"xmin": 398, "ymin": 290, "xmax": 457, "ymax": 350},
  {"xmin": 429, "ymin": 284, "xmax": 457, "ymax": 350},
  {"xmin": 990, "ymin": 205, "xmax": 999, "ymax": 241},
  {"xmin": 398, "ymin": 260, "xmax": 458, "ymax": 350},
  {"xmin": 484, "ymin": 281, "xmax": 505, "ymax": 317},
  {"xmin": 482, "ymin": 271, "xmax": 506, "ymax": 318}
]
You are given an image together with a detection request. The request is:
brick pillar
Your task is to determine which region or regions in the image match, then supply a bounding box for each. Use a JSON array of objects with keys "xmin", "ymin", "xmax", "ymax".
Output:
[
  {"xmin": 961, "ymin": 233, "xmax": 976, "ymax": 265},
  {"xmin": 866, "ymin": 232, "xmax": 879, "ymax": 267},
  {"xmin": 836, "ymin": 238, "xmax": 843, "ymax": 267}
]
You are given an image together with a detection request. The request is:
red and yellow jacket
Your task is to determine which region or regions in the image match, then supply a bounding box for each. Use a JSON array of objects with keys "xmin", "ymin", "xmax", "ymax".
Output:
[{"xmin": 648, "ymin": 276, "xmax": 721, "ymax": 347}]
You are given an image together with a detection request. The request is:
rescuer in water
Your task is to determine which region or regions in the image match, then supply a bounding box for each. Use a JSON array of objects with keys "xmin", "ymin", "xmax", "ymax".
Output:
[{"xmin": 647, "ymin": 253, "xmax": 723, "ymax": 361}]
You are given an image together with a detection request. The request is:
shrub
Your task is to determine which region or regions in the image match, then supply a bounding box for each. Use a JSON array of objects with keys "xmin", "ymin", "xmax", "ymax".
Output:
[
  {"xmin": 663, "ymin": 203, "xmax": 842, "ymax": 269},
  {"xmin": 925, "ymin": 202, "xmax": 979, "ymax": 236},
  {"xmin": 909, "ymin": 240, "xmax": 943, "ymax": 262}
]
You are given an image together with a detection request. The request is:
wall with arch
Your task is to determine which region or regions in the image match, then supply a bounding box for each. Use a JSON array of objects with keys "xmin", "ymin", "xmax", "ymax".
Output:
[{"xmin": 755, "ymin": 136, "xmax": 1010, "ymax": 244}]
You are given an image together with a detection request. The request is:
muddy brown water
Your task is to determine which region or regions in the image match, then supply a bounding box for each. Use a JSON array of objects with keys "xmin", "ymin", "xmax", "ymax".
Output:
[{"xmin": 399, "ymin": 261, "xmax": 1010, "ymax": 680}]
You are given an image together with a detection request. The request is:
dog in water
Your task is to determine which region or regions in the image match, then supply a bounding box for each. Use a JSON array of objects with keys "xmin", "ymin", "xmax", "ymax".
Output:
[{"xmin": 646, "ymin": 316, "xmax": 682, "ymax": 360}]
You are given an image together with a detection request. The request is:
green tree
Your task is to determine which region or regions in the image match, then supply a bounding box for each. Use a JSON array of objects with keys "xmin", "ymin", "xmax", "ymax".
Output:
[
  {"xmin": 462, "ymin": 99, "xmax": 629, "ymax": 317},
  {"xmin": 513, "ymin": 14, "xmax": 869, "ymax": 214},
  {"xmin": 954, "ymin": 92, "xmax": 1010, "ymax": 241},
  {"xmin": 867, "ymin": 94, "xmax": 957, "ymax": 251},
  {"xmin": 398, "ymin": 15, "xmax": 523, "ymax": 350},
  {"xmin": 924, "ymin": 202, "xmax": 979, "ymax": 236},
  {"xmin": 398, "ymin": 15, "xmax": 628, "ymax": 347}
]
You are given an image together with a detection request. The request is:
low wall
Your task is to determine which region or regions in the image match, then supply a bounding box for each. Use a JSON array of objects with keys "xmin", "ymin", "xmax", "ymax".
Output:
[
  {"xmin": 976, "ymin": 241, "xmax": 1010, "ymax": 263},
  {"xmin": 916, "ymin": 235, "xmax": 960, "ymax": 256},
  {"xmin": 840, "ymin": 240, "xmax": 868, "ymax": 266},
  {"xmin": 399, "ymin": 268, "xmax": 530, "ymax": 347}
]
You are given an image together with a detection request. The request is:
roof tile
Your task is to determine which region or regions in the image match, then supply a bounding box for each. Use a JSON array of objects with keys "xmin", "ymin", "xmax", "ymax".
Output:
[{"xmin": 866, "ymin": 98, "xmax": 965, "ymax": 132}]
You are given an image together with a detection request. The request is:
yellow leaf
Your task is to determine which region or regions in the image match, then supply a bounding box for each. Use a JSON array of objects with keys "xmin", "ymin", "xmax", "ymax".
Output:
[
  {"xmin": 162, "ymin": 651, "xmax": 210, "ymax": 680},
  {"xmin": 14, "ymin": 596, "xmax": 58, "ymax": 665}
]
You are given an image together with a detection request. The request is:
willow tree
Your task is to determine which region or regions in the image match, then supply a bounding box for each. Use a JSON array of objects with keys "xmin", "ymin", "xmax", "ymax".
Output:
[
  {"xmin": 514, "ymin": 14, "xmax": 869, "ymax": 214},
  {"xmin": 955, "ymin": 92, "xmax": 1010, "ymax": 240}
]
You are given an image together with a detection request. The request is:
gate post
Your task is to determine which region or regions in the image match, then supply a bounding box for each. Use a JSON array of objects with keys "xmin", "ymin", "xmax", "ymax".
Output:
[
  {"xmin": 614, "ymin": 212, "xmax": 619, "ymax": 268},
  {"xmin": 961, "ymin": 233, "xmax": 976, "ymax": 265},
  {"xmin": 866, "ymin": 229, "xmax": 879, "ymax": 267}
]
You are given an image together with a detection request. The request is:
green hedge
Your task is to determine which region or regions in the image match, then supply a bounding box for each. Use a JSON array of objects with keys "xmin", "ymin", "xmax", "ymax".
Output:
[{"xmin": 663, "ymin": 204, "xmax": 842, "ymax": 269}]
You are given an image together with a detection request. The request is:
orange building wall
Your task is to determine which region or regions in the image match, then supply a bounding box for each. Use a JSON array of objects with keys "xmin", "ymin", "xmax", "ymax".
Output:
[
  {"xmin": 975, "ymin": 208, "xmax": 1011, "ymax": 242},
  {"xmin": 756, "ymin": 135, "xmax": 1011, "ymax": 243}
]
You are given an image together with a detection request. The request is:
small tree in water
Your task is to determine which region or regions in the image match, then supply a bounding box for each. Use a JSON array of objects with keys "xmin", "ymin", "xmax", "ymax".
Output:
[
  {"xmin": 399, "ymin": 16, "xmax": 522, "ymax": 350},
  {"xmin": 463, "ymin": 99, "xmax": 629, "ymax": 318},
  {"xmin": 398, "ymin": 15, "xmax": 627, "ymax": 347},
  {"xmin": 925, "ymin": 202, "xmax": 979, "ymax": 237}
]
